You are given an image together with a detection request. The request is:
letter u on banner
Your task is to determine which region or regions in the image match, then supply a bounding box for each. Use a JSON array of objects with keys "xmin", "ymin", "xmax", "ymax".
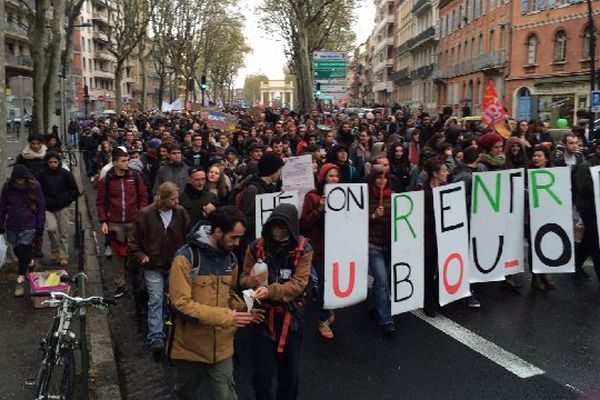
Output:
[
  {"xmin": 528, "ymin": 167, "xmax": 574, "ymax": 273},
  {"xmin": 433, "ymin": 182, "xmax": 471, "ymax": 306},
  {"xmin": 323, "ymin": 183, "xmax": 369, "ymax": 309},
  {"xmin": 390, "ymin": 191, "xmax": 424, "ymax": 315}
]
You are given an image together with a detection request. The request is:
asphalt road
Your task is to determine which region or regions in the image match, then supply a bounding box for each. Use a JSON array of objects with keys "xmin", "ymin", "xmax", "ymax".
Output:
[{"xmin": 81, "ymin": 160, "xmax": 599, "ymax": 400}]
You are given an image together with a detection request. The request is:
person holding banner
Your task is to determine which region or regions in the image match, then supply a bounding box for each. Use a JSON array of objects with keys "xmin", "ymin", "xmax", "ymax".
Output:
[
  {"xmin": 300, "ymin": 163, "xmax": 340, "ymax": 339},
  {"xmin": 241, "ymin": 204, "xmax": 313, "ymax": 400},
  {"xmin": 367, "ymin": 165, "xmax": 395, "ymax": 333},
  {"xmin": 422, "ymin": 157, "xmax": 449, "ymax": 317}
]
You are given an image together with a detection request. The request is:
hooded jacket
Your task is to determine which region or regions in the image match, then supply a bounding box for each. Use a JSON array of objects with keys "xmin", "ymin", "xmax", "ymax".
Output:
[
  {"xmin": 0, "ymin": 178, "xmax": 46, "ymax": 232},
  {"xmin": 16, "ymin": 144, "xmax": 47, "ymax": 178},
  {"xmin": 38, "ymin": 160, "xmax": 80, "ymax": 212},
  {"xmin": 179, "ymin": 183, "xmax": 219, "ymax": 226},
  {"xmin": 168, "ymin": 225, "xmax": 246, "ymax": 363},
  {"xmin": 96, "ymin": 167, "xmax": 149, "ymax": 224}
]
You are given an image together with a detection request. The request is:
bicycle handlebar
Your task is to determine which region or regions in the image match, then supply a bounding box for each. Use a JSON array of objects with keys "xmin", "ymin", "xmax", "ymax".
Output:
[{"xmin": 42, "ymin": 291, "xmax": 115, "ymax": 307}]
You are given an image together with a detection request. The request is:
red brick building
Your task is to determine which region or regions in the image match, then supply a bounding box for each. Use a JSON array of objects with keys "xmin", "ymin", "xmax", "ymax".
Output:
[
  {"xmin": 435, "ymin": 0, "xmax": 511, "ymax": 115},
  {"xmin": 506, "ymin": 0, "xmax": 600, "ymax": 126}
]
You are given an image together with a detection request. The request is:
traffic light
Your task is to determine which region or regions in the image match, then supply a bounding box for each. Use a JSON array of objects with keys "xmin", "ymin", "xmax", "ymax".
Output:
[
  {"xmin": 316, "ymin": 82, "xmax": 321, "ymax": 96},
  {"xmin": 200, "ymin": 75, "xmax": 207, "ymax": 90}
]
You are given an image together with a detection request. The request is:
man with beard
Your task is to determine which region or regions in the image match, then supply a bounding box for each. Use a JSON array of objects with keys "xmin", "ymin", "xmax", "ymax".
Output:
[
  {"xmin": 179, "ymin": 168, "xmax": 218, "ymax": 226},
  {"xmin": 153, "ymin": 144, "xmax": 190, "ymax": 193}
]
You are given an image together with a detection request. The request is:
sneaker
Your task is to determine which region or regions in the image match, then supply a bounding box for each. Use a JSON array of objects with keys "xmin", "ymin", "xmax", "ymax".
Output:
[
  {"xmin": 104, "ymin": 246, "xmax": 113, "ymax": 258},
  {"xmin": 467, "ymin": 297, "xmax": 481, "ymax": 309},
  {"xmin": 381, "ymin": 323, "xmax": 396, "ymax": 335},
  {"xmin": 114, "ymin": 285, "xmax": 127, "ymax": 299},
  {"xmin": 503, "ymin": 276, "xmax": 522, "ymax": 291},
  {"xmin": 318, "ymin": 321, "xmax": 334, "ymax": 339},
  {"xmin": 148, "ymin": 340, "xmax": 164, "ymax": 353},
  {"xmin": 14, "ymin": 281, "xmax": 25, "ymax": 297}
]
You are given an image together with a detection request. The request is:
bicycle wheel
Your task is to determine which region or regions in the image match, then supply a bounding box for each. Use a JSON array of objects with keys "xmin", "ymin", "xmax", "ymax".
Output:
[{"xmin": 35, "ymin": 348, "xmax": 75, "ymax": 400}]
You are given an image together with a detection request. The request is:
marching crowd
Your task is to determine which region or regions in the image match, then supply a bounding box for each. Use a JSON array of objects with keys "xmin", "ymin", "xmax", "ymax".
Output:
[{"xmin": 1, "ymin": 105, "xmax": 600, "ymax": 400}]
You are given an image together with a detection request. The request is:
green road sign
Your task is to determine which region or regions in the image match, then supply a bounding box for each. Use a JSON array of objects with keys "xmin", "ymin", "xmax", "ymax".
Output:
[
  {"xmin": 313, "ymin": 61, "xmax": 347, "ymax": 70},
  {"xmin": 314, "ymin": 70, "xmax": 346, "ymax": 79}
]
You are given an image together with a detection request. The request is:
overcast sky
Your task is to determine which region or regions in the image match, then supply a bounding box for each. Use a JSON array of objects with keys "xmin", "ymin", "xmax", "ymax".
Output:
[{"xmin": 234, "ymin": 0, "xmax": 376, "ymax": 87}]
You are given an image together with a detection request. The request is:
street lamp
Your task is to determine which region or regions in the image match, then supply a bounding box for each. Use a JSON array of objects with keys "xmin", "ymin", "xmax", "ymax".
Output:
[{"xmin": 587, "ymin": 0, "xmax": 597, "ymax": 139}]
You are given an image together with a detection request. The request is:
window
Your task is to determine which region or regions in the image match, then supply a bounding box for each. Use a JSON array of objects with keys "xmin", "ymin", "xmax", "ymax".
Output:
[
  {"xmin": 527, "ymin": 34, "xmax": 538, "ymax": 64},
  {"xmin": 82, "ymin": 57, "xmax": 86, "ymax": 69},
  {"xmin": 554, "ymin": 30, "xmax": 567, "ymax": 62},
  {"xmin": 583, "ymin": 25, "xmax": 592, "ymax": 59}
]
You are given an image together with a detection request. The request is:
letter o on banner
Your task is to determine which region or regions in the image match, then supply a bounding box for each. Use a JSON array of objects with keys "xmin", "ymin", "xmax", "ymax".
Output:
[
  {"xmin": 534, "ymin": 223, "xmax": 571, "ymax": 267},
  {"xmin": 327, "ymin": 187, "xmax": 346, "ymax": 211},
  {"xmin": 442, "ymin": 252, "xmax": 464, "ymax": 295}
]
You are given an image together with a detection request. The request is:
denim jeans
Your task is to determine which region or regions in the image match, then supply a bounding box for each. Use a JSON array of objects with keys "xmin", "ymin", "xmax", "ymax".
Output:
[
  {"xmin": 143, "ymin": 269, "xmax": 166, "ymax": 343},
  {"xmin": 368, "ymin": 248, "xmax": 393, "ymax": 326}
]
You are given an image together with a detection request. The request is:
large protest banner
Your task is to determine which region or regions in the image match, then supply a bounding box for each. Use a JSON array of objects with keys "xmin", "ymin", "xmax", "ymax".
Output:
[
  {"xmin": 433, "ymin": 182, "xmax": 471, "ymax": 306},
  {"xmin": 503, "ymin": 169, "xmax": 526, "ymax": 275},
  {"xmin": 281, "ymin": 155, "xmax": 315, "ymax": 212},
  {"xmin": 469, "ymin": 169, "xmax": 525, "ymax": 282},
  {"xmin": 254, "ymin": 191, "xmax": 299, "ymax": 238},
  {"xmin": 324, "ymin": 184, "xmax": 369, "ymax": 309},
  {"xmin": 206, "ymin": 111, "xmax": 238, "ymax": 132},
  {"xmin": 590, "ymin": 165, "xmax": 600, "ymax": 241},
  {"xmin": 390, "ymin": 191, "xmax": 424, "ymax": 315},
  {"xmin": 528, "ymin": 167, "xmax": 575, "ymax": 274}
]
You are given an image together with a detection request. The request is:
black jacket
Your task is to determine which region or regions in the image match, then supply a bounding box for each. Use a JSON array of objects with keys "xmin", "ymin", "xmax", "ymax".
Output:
[
  {"xmin": 38, "ymin": 166, "xmax": 79, "ymax": 212},
  {"xmin": 179, "ymin": 183, "xmax": 219, "ymax": 226}
]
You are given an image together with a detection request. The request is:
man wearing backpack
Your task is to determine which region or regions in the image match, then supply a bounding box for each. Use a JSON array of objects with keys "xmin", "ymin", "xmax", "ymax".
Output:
[
  {"xmin": 241, "ymin": 203, "xmax": 313, "ymax": 400},
  {"xmin": 96, "ymin": 147, "xmax": 149, "ymax": 298}
]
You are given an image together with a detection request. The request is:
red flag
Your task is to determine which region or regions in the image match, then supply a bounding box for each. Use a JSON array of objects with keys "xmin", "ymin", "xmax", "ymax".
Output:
[{"xmin": 481, "ymin": 80, "xmax": 510, "ymax": 138}]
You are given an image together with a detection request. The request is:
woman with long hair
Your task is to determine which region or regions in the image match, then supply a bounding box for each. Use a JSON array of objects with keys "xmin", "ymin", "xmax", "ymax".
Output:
[
  {"xmin": 0, "ymin": 165, "xmax": 46, "ymax": 297},
  {"xmin": 387, "ymin": 142, "xmax": 411, "ymax": 193},
  {"xmin": 206, "ymin": 164, "xmax": 231, "ymax": 204},
  {"xmin": 504, "ymin": 136, "xmax": 529, "ymax": 169}
]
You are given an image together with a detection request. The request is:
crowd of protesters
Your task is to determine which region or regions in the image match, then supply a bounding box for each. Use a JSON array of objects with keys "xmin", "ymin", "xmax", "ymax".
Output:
[{"xmin": 2, "ymin": 103, "xmax": 600, "ymax": 400}]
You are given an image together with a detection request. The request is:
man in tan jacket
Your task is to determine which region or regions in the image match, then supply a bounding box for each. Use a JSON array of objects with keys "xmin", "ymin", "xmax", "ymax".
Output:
[{"xmin": 168, "ymin": 206, "xmax": 263, "ymax": 400}]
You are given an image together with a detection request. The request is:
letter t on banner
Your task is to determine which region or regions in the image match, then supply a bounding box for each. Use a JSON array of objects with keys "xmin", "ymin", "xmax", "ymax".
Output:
[
  {"xmin": 323, "ymin": 184, "xmax": 369, "ymax": 309},
  {"xmin": 433, "ymin": 182, "xmax": 471, "ymax": 306}
]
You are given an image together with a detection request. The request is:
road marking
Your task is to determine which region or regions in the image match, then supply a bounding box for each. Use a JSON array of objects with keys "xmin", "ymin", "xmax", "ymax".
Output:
[{"xmin": 411, "ymin": 310, "xmax": 545, "ymax": 379}]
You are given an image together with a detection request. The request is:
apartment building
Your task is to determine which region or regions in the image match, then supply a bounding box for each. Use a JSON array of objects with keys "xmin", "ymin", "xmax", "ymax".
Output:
[
  {"xmin": 393, "ymin": 0, "xmax": 414, "ymax": 106},
  {"xmin": 371, "ymin": 0, "xmax": 396, "ymax": 104},
  {"xmin": 505, "ymin": 0, "xmax": 600, "ymax": 126},
  {"xmin": 435, "ymin": 0, "xmax": 511, "ymax": 115}
]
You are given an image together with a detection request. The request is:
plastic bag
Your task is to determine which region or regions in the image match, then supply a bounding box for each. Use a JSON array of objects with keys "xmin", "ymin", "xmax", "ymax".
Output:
[{"xmin": 0, "ymin": 234, "xmax": 7, "ymax": 270}]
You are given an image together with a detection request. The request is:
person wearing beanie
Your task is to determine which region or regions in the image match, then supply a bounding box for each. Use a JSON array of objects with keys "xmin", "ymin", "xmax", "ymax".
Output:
[
  {"xmin": 38, "ymin": 151, "xmax": 80, "ymax": 267},
  {"xmin": 300, "ymin": 163, "xmax": 340, "ymax": 339},
  {"xmin": 326, "ymin": 144, "xmax": 357, "ymax": 183},
  {"xmin": 477, "ymin": 132, "xmax": 506, "ymax": 171},
  {"xmin": 0, "ymin": 164, "xmax": 46, "ymax": 297}
]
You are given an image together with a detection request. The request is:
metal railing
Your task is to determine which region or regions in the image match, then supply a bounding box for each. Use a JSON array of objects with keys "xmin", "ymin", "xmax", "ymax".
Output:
[
  {"xmin": 407, "ymin": 26, "xmax": 438, "ymax": 51},
  {"xmin": 435, "ymin": 49, "xmax": 508, "ymax": 79},
  {"xmin": 5, "ymin": 54, "xmax": 33, "ymax": 68},
  {"xmin": 412, "ymin": 0, "xmax": 432, "ymax": 14},
  {"xmin": 5, "ymin": 21, "xmax": 28, "ymax": 38}
]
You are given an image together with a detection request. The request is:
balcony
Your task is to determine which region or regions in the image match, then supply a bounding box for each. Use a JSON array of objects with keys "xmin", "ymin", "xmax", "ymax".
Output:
[
  {"xmin": 94, "ymin": 69, "xmax": 113, "ymax": 79},
  {"xmin": 71, "ymin": 67, "xmax": 83, "ymax": 76},
  {"xmin": 475, "ymin": 50, "xmax": 508, "ymax": 70},
  {"xmin": 5, "ymin": 21, "xmax": 28, "ymax": 39},
  {"xmin": 94, "ymin": 48, "xmax": 112, "ymax": 61},
  {"xmin": 93, "ymin": 31, "xmax": 108, "ymax": 42},
  {"xmin": 410, "ymin": 64, "xmax": 435, "ymax": 79},
  {"xmin": 373, "ymin": 81, "xmax": 394, "ymax": 92},
  {"xmin": 5, "ymin": 54, "xmax": 33, "ymax": 70},
  {"xmin": 396, "ymin": 42, "xmax": 410, "ymax": 55},
  {"xmin": 392, "ymin": 68, "xmax": 410, "ymax": 82},
  {"xmin": 412, "ymin": 0, "xmax": 432, "ymax": 15},
  {"xmin": 374, "ymin": 35, "xmax": 395, "ymax": 53},
  {"xmin": 375, "ymin": 14, "xmax": 395, "ymax": 35},
  {"xmin": 407, "ymin": 26, "xmax": 438, "ymax": 52},
  {"xmin": 373, "ymin": 57, "xmax": 395, "ymax": 73},
  {"xmin": 95, "ymin": 0, "xmax": 108, "ymax": 9}
]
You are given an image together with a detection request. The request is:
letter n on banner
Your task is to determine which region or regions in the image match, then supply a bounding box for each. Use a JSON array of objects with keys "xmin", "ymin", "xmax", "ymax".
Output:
[
  {"xmin": 469, "ymin": 170, "xmax": 510, "ymax": 282},
  {"xmin": 324, "ymin": 184, "xmax": 368, "ymax": 309},
  {"xmin": 528, "ymin": 167, "xmax": 574, "ymax": 274},
  {"xmin": 390, "ymin": 191, "xmax": 424, "ymax": 315},
  {"xmin": 433, "ymin": 182, "xmax": 471, "ymax": 306}
]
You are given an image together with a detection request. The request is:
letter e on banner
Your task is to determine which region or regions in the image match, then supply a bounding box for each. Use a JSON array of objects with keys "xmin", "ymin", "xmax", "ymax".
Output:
[
  {"xmin": 433, "ymin": 182, "xmax": 471, "ymax": 306},
  {"xmin": 390, "ymin": 191, "xmax": 424, "ymax": 315},
  {"xmin": 324, "ymin": 184, "xmax": 369, "ymax": 309}
]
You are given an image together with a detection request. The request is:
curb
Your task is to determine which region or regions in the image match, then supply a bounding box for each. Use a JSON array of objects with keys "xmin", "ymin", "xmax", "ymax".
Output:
[{"xmin": 72, "ymin": 152, "xmax": 122, "ymax": 400}]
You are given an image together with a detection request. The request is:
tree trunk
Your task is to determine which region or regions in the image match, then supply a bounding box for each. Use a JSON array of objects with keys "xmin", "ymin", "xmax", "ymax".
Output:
[
  {"xmin": 115, "ymin": 60, "xmax": 124, "ymax": 113},
  {"xmin": 30, "ymin": 0, "xmax": 49, "ymax": 134},
  {"xmin": 138, "ymin": 42, "xmax": 147, "ymax": 111},
  {"xmin": 158, "ymin": 64, "xmax": 165, "ymax": 107},
  {"xmin": 296, "ymin": 24, "xmax": 313, "ymax": 113},
  {"xmin": 43, "ymin": 0, "xmax": 66, "ymax": 134}
]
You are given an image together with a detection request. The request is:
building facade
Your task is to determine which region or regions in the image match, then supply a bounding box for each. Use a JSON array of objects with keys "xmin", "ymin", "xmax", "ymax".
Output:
[
  {"xmin": 506, "ymin": 0, "xmax": 600, "ymax": 126},
  {"xmin": 394, "ymin": 0, "xmax": 414, "ymax": 106},
  {"xmin": 435, "ymin": 0, "xmax": 511, "ymax": 116},
  {"xmin": 372, "ymin": 0, "xmax": 396, "ymax": 104},
  {"xmin": 259, "ymin": 79, "xmax": 295, "ymax": 109}
]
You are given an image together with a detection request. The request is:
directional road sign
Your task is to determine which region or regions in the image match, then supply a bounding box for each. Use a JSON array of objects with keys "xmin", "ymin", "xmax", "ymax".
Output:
[
  {"xmin": 313, "ymin": 51, "xmax": 347, "ymax": 60},
  {"xmin": 313, "ymin": 61, "xmax": 347, "ymax": 70},
  {"xmin": 314, "ymin": 70, "xmax": 346, "ymax": 79}
]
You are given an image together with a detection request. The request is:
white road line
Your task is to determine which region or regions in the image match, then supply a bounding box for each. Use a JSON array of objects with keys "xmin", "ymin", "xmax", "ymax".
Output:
[{"xmin": 411, "ymin": 310, "xmax": 545, "ymax": 379}]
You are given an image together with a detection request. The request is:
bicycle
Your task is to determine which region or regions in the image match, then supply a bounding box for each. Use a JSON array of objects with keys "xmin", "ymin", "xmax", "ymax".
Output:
[{"xmin": 33, "ymin": 272, "xmax": 114, "ymax": 400}]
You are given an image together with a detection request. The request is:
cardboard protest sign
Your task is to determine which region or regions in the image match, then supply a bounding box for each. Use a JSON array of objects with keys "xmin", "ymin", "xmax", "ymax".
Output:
[
  {"xmin": 528, "ymin": 167, "xmax": 575, "ymax": 274},
  {"xmin": 590, "ymin": 165, "xmax": 600, "ymax": 243},
  {"xmin": 323, "ymin": 184, "xmax": 369, "ymax": 309},
  {"xmin": 282, "ymin": 155, "xmax": 315, "ymax": 212},
  {"xmin": 254, "ymin": 191, "xmax": 299, "ymax": 239},
  {"xmin": 206, "ymin": 111, "xmax": 238, "ymax": 132},
  {"xmin": 390, "ymin": 191, "xmax": 424, "ymax": 315},
  {"xmin": 503, "ymin": 169, "xmax": 526, "ymax": 275},
  {"xmin": 469, "ymin": 169, "xmax": 525, "ymax": 282},
  {"xmin": 433, "ymin": 182, "xmax": 471, "ymax": 306}
]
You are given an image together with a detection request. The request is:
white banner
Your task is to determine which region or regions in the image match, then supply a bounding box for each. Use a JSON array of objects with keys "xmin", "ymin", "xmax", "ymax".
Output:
[
  {"xmin": 528, "ymin": 167, "xmax": 575, "ymax": 274},
  {"xmin": 469, "ymin": 169, "xmax": 525, "ymax": 282},
  {"xmin": 324, "ymin": 184, "xmax": 368, "ymax": 309},
  {"xmin": 590, "ymin": 166, "xmax": 600, "ymax": 243},
  {"xmin": 503, "ymin": 169, "xmax": 526, "ymax": 276},
  {"xmin": 281, "ymin": 155, "xmax": 315, "ymax": 212},
  {"xmin": 254, "ymin": 191, "xmax": 299, "ymax": 239},
  {"xmin": 433, "ymin": 182, "xmax": 471, "ymax": 306},
  {"xmin": 390, "ymin": 191, "xmax": 424, "ymax": 315}
]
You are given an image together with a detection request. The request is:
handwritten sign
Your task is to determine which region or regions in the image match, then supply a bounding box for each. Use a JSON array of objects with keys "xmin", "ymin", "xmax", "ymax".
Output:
[
  {"xmin": 255, "ymin": 191, "xmax": 299, "ymax": 238},
  {"xmin": 282, "ymin": 155, "xmax": 315, "ymax": 212}
]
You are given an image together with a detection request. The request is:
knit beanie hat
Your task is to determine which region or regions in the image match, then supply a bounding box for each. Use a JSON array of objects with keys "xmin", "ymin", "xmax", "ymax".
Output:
[
  {"xmin": 146, "ymin": 138, "xmax": 161, "ymax": 149},
  {"xmin": 258, "ymin": 153, "xmax": 285, "ymax": 177},
  {"xmin": 318, "ymin": 163, "xmax": 340, "ymax": 183},
  {"xmin": 477, "ymin": 132, "xmax": 504, "ymax": 152}
]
